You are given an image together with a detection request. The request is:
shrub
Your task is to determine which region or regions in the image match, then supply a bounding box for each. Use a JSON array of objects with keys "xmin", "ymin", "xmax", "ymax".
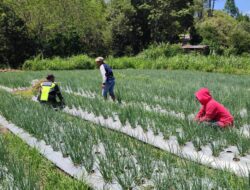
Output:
[
  {"xmin": 23, "ymin": 55, "xmax": 94, "ymax": 70},
  {"xmin": 229, "ymin": 24, "xmax": 250, "ymax": 55},
  {"xmin": 22, "ymin": 51, "xmax": 250, "ymax": 75},
  {"xmin": 107, "ymin": 57, "xmax": 152, "ymax": 69},
  {"xmin": 196, "ymin": 11, "xmax": 237, "ymax": 54},
  {"xmin": 138, "ymin": 43, "xmax": 184, "ymax": 59},
  {"xmin": 108, "ymin": 54, "xmax": 250, "ymax": 74}
]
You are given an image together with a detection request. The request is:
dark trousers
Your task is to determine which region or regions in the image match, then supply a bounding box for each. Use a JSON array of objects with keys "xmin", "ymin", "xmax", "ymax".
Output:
[{"xmin": 40, "ymin": 99, "xmax": 63, "ymax": 109}]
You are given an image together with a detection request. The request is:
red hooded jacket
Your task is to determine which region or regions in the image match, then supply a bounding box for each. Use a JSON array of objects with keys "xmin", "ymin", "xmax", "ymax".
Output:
[{"xmin": 195, "ymin": 88, "xmax": 234, "ymax": 128}]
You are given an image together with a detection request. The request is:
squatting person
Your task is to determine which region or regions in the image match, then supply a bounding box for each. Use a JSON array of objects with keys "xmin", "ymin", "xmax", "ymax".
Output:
[
  {"xmin": 95, "ymin": 57, "xmax": 116, "ymax": 101},
  {"xmin": 194, "ymin": 88, "xmax": 234, "ymax": 128},
  {"xmin": 38, "ymin": 74, "xmax": 65, "ymax": 109}
]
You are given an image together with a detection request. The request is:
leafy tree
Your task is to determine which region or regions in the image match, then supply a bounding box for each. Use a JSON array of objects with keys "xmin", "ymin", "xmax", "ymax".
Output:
[
  {"xmin": 209, "ymin": 0, "xmax": 216, "ymax": 16},
  {"xmin": 4, "ymin": 0, "xmax": 109, "ymax": 57},
  {"xmin": 224, "ymin": 0, "xmax": 239, "ymax": 18},
  {"xmin": 146, "ymin": 0, "xmax": 194, "ymax": 43},
  {"xmin": 193, "ymin": 0, "xmax": 218, "ymax": 18},
  {"xmin": 237, "ymin": 13, "xmax": 250, "ymax": 22},
  {"xmin": 193, "ymin": 0, "xmax": 206, "ymax": 19},
  {"xmin": 229, "ymin": 21, "xmax": 250, "ymax": 54},
  {"xmin": 108, "ymin": 0, "xmax": 194, "ymax": 56},
  {"xmin": 196, "ymin": 10, "xmax": 250, "ymax": 55},
  {"xmin": 0, "ymin": 1, "xmax": 36, "ymax": 68},
  {"xmin": 196, "ymin": 11, "xmax": 237, "ymax": 53},
  {"xmin": 107, "ymin": 0, "xmax": 138, "ymax": 56}
]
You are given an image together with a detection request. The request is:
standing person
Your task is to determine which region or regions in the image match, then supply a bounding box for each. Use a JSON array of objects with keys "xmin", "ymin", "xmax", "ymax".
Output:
[
  {"xmin": 194, "ymin": 88, "xmax": 234, "ymax": 128},
  {"xmin": 95, "ymin": 57, "xmax": 116, "ymax": 101},
  {"xmin": 38, "ymin": 74, "xmax": 65, "ymax": 109}
]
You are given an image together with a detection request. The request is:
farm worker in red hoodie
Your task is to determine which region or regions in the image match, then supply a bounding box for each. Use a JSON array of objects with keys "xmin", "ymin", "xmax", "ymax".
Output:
[
  {"xmin": 95, "ymin": 57, "xmax": 116, "ymax": 101},
  {"xmin": 195, "ymin": 88, "xmax": 234, "ymax": 128}
]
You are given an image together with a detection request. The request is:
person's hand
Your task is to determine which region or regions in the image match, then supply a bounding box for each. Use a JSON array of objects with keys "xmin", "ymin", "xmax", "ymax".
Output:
[
  {"xmin": 101, "ymin": 83, "xmax": 105, "ymax": 89},
  {"xmin": 203, "ymin": 121, "xmax": 210, "ymax": 125},
  {"xmin": 194, "ymin": 117, "xmax": 202, "ymax": 124},
  {"xmin": 194, "ymin": 117, "xmax": 199, "ymax": 122}
]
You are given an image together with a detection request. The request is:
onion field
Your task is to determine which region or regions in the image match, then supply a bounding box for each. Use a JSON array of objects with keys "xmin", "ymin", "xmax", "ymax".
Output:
[{"xmin": 0, "ymin": 70, "xmax": 250, "ymax": 189}]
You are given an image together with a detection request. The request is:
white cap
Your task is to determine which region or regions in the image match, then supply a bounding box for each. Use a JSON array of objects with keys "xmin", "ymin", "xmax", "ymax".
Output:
[{"xmin": 95, "ymin": 57, "xmax": 104, "ymax": 62}]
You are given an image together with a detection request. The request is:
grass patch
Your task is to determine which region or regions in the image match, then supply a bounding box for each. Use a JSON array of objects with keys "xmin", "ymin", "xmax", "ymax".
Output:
[{"xmin": 0, "ymin": 128, "xmax": 90, "ymax": 190}]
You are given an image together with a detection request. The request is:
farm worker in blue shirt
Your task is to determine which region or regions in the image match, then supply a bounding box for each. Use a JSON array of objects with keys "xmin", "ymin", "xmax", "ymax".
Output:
[
  {"xmin": 38, "ymin": 74, "xmax": 65, "ymax": 109},
  {"xmin": 95, "ymin": 57, "xmax": 116, "ymax": 101}
]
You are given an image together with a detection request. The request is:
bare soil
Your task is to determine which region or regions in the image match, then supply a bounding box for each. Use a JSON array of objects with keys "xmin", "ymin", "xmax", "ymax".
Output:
[{"xmin": 0, "ymin": 127, "xmax": 9, "ymax": 134}]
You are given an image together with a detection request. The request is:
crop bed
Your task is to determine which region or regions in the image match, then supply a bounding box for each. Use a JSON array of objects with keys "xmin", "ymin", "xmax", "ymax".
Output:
[{"xmin": 0, "ymin": 70, "xmax": 249, "ymax": 189}]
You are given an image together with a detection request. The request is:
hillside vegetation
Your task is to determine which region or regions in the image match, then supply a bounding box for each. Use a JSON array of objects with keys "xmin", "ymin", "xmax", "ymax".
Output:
[
  {"xmin": 0, "ymin": 0, "xmax": 250, "ymax": 69},
  {"xmin": 23, "ymin": 44, "xmax": 250, "ymax": 75}
]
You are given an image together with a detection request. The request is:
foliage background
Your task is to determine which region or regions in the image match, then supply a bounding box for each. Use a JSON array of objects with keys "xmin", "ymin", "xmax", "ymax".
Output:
[{"xmin": 0, "ymin": 0, "xmax": 250, "ymax": 69}]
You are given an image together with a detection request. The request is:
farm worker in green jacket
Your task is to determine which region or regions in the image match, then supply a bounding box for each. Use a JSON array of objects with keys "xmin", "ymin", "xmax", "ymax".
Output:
[
  {"xmin": 38, "ymin": 74, "xmax": 65, "ymax": 109},
  {"xmin": 95, "ymin": 57, "xmax": 116, "ymax": 101}
]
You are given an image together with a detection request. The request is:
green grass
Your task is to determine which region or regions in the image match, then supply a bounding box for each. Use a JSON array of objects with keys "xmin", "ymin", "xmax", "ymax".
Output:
[
  {"xmin": 106, "ymin": 54, "xmax": 250, "ymax": 74},
  {"xmin": 21, "ymin": 43, "xmax": 250, "ymax": 75},
  {"xmin": 0, "ymin": 88, "xmax": 249, "ymax": 189},
  {"xmin": 0, "ymin": 70, "xmax": 249, "ymax": 155},
  {"xmin": 0, "ymin": 130, "xmax": 90, "ymax": 190},
  {"xmin": 0, "ymin": 70, "xmax": 250, "ymax": 189},
  {"xmin": 23, "ymin": 55, "xmax": 95, "ymax": 71}
]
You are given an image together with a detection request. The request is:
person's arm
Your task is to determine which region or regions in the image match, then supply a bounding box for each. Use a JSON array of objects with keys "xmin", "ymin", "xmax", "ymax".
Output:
[
  {"xmin": 54, "ymin": 85, "xmax": 64, "ymax": 102},
  {"xmin": 37, "ymin": 86, "xmax": 42, "ymax": 101},
  {"xmin": 199, "ymin": 104, "xmax": 216, "ymax": 122},
  {"xmin": 195, "ymin": 106, "xmax": 205, "ymax": 121},
  {"xmin": 100, "ymin": 64, "xmax": 106, "ymax": 84}
]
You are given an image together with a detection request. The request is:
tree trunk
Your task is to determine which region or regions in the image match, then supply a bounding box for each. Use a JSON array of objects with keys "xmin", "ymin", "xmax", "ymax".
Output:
[{"xmin": 208, "ymin": 0, "xmax": 212, "ymax": 17}]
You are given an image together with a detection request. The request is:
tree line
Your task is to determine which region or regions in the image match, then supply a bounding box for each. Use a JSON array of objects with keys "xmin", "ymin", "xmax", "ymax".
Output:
[{"xmin": 0, "ymin": 0, "xmax": 249, "ymax": 68}]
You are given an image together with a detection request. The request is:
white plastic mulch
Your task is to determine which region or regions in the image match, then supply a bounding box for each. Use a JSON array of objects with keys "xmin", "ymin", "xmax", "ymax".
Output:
[{"xmin": 0, "ymin": 85, "xmax": 249, "ymax": 178}]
